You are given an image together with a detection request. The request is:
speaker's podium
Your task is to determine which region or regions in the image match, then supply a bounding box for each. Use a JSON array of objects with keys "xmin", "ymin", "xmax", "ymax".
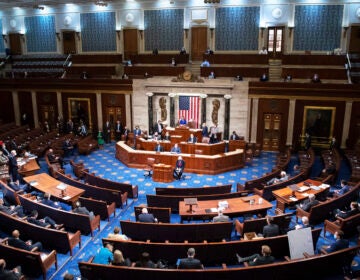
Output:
[{"xmin": 184, "ymin": 197, "xmax": 198, "ymax": 213}]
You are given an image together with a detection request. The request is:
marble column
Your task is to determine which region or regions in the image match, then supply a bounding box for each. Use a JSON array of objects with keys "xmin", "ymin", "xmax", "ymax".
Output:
[
  {"xmin": 96, "ymin": 92, "xmax": 102, "ymax": 131},
  {"xmin": 169, "ymin": 93, "xmax": 176, "ymax": 127},
  {"xmin": 12, "ymin": 91, "xmax": 20, "ymax": 126},
  {"xmin": 201, "ymin": 94, "xmax": 207, "ymax": 125},
  {"xmin": 31, "ymin": 91, "xmax": 39, "ymax": 128},
  {"xmin": 250, "ymin": 98, "xmax": 259, "ymax": 144},
  {"xmin": 146, "ymin": 92, "xmax": 154, "ymax": 134},
  {"xmin": 56, "ymin": 92, "xmax": 63, "ymax": 119},
  {"xmin": 286, "ymin": 99, "xmax": 296, "ymax": 146},
  {"xmin": 341, "ymin": 101, "xmax": 352, "ymax": 149},
  {"xmin": 125, "ymin": 94, "xmax": 132, "ymax": 129},
  {"xmin": 223, "ymin": 94, "xmax": 232, "ymax": 140}
]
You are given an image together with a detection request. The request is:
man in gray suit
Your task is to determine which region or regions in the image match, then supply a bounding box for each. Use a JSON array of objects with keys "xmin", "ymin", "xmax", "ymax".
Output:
[{"xmin": 212, "ymin": 208, "xmax": 230, "ymax": 222}]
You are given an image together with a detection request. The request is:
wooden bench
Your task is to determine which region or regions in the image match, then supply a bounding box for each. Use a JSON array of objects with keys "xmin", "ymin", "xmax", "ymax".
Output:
[
  {"xmin": 234, "ymin": 213, "xmax": 293, "ymax": 236},
  {"xmin": 296, "ymin": 184, "xmax": 359, "ymax": 225},
  {"xmin": 102, "ymin": 228, "xmax": 321, "ymax": 266},
  {"xmin": 18, "ymin": 194, "xmax": 101, "ymax": 236},
  {"xmin": 146, "ymin": 192, "xmax": 247, "ymax": 213},
  {"xmin": 134, "ymin": 206, "xmax": 171, "ymax": 223},
  {"xmin": 120, "ymin": 220, "xmax": 233, "ymax": 242},
  {"xmin": 253, "ymin": 171, "xmax": 308, "ymax": 201},
  {"xmin": 77, "ymin": 136, "xmax": 98, "ymax": 155},
  {"xmin": 0, "ymin": 240, "xmax": 57, "ymax": 280},
  {"xmin": 81, "ymin": 233, "xmax": 359, "ymax": 280},
  {"xmin": 83, "ymin": 171, "xmax": 138, "ymax": 198},
  {"xmin": 69, "ymin": 160, "xmax": 89, "ymax": 179},
  {"xmin": 0, "ymin": 210, "xmax": 81, "ymax": 255},
  {"xmin": 238, "ymin": 169, "xmax": 281, "ymax": 192},
  {"xmin": 56, "ymin": 171, "xmax": 127, "ymax": 209},
  {"xmin": 324, "ymin": 212, "xmax": 360, "ymax": 238},
  {"xmin": 155, "ymin": 184, "xmax": 232, "ymax": 196},
  {"xmin": 79, "ymin": 196, "xmax": 116, "ymax": 221}
]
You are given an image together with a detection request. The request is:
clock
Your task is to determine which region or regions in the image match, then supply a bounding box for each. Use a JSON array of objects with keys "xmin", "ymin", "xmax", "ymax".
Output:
[{"xmin": 182, "ymin": 71, "xmax": 192, "ymax": 81}]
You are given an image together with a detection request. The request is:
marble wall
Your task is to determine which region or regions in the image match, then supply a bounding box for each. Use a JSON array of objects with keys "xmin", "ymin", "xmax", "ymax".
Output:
[{"xmin": 132, "ymin": 77, "xmax": 249, "ymax": 140}]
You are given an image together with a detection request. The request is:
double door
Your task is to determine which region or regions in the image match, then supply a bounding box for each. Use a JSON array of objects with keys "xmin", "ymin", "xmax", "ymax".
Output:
[{"xmin": 262, "ymin": 113, "xmax": 281, "ymax": 151}]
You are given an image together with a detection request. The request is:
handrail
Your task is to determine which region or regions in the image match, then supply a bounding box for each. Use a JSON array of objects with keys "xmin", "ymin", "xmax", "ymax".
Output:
[
  {"xmin": 346, "ymin": 52, "xmax": 351, "ymax": 69},
  {"xmin": 346, "ymin": 53, "xmax": 352, "ymax": 84},
  {"xmin": 63, "ymin": 53, "xmax": 72, "ymax": 68}
]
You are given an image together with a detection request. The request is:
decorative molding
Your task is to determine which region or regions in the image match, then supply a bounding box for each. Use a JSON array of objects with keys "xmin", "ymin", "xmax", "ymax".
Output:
[
  {"xmin": 145, "ymin": 92, "xmax": 154, "ymax": 97},
  {"xmin": 224, "ymin": 94, "xmax": 232, "ymax": 99},
  {"xmin": 271, "ymin": 7, "xmax": 283, "ymax": 19}
]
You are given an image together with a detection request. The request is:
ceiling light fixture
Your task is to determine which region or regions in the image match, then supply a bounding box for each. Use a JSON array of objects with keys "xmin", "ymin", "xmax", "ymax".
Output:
[
  {"xmin": 204, "ymin": 0, "xmax": 220, "ymax": 3},
  {"xmin": 95, "ymin": 1, "xmax": 108, "ymax": 7},
  {"xmin": 33, "ymin": 5, "xmax": 45, "ymax": 10}
]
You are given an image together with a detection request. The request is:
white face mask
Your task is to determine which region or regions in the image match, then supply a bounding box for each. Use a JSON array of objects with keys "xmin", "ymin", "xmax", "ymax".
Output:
[{"xmin": 334, "ymin": 234, "xmax": 337, "ymax": 239}]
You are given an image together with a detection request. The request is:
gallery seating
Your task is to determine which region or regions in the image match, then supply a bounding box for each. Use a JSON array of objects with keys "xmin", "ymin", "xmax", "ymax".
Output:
[
  {"xmin": 0, "ymin": 241, "xmax": 57, "ymax": 280},
  {"xmin": 55, "ymin": 171, "xmax": 127, "ymax": 209},
  {"xmin": 102, "ymin": 228, "xmax": 321, "ymax": 266},
  {"xmin": 120, "ymin": 220, "xmax": 233, "ymax": 242},
  {"xmin": 296, "ymin": 183, "xmax": 359, "ymax": 225},
  {"xmin": 0, "ymin": 210, "xmax": 81, "ymax": 255},
  {"xmin": 83, "ymin": 171, "xmax": 138, "ymax": 198}
]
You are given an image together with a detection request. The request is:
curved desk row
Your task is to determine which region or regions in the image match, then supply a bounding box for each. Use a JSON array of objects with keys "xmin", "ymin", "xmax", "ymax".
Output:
[{"xmin": 115, "ymin": 141, "xmax": 244, "ymax": 175}]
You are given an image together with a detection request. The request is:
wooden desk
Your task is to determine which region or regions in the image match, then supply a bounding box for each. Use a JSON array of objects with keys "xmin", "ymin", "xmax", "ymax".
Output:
[
  {"xmin": 272, "ymin": 179, "xmax": 328, "ymax": 213},
  {"xmin": 153, "ymin": 164, "xmax": 173, "ymax": 183},
  {"xmin": 178, "ymin": 195, "xmax": 272, "ymax": 222},
  {"xmin": 116, "ymin": 141, "xmax": 245, "ymax": 175},
  {"xmin": 163, "ymin": 127, "xmax": 202, "ymax": 142},
  {"xmin": 24, "ymin": 173, "xmax": 85, "ymax": 203},
  {"xmin": 19, "ymin": 158, "xmax": 40, "ymax": 177}
]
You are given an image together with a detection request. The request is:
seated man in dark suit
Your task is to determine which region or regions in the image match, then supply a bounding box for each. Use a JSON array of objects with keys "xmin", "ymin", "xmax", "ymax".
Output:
[
  {"xmin": 138, "ymin": 208, "xmax": 157, "ymax": 223},
  {"xmin": 298, "ymin": 193, "xmax": 319, "ymax": 212},
  {"xmin": 0, "ymin": 259, "xmax": 22, "ymax": 280},
  {"xmin": 73, "ymin": 201, "xmax": 95, "ymax": 221},
  {"xmin": 178, "ymin": 248, "xmax": 203, "ymax": 269},
  {"xmin": 328, "ymin": 180, "xmax": 351, "ymax": 197},
  {"xmin": 27, "ymin": 210, "xmax": 63, "ymax": 230},
  {"xmin": 323, "ymin": 230, "xmax": 349, "ymax": 253},
  {"xmin": 41, "ymin": 193, "xmax": 72, "ymax": 211},
  {"xmin": 135, "ymin": 252, "xmax": 156, "ymax": 268},
  {"xmin": 212, "ymin": 208, "xmax": 230, "ymax": 222},
  {"xmin": 154, "ymin": 141, "xmax": 164, "ymax": 152},
  {"xmin": 170, "ymin": 143, "xmax": 181, "ymax": 154},
  {"xmin": 236, "ymin": 245, "xmax": 275, "ymax": 266},
  {"xmin": 0, "ymin": 199, "xmax": 25, "ymax": 217},
  {"xmin": 230, "ymin": 131, "xmax": 240, "ymax": 140},
  {"xmin": 333, "ymin": 201, "xmax": 359, "ymax": 219},
  {"xmin": 173, "ymin": 156, "xmax": 185, "ymax": 180},
  {"xmin": 187, "ymin": 133, "xmax": 197, "ymax": 143},
  {"xmin": 62, "ymin": 138, "xmax": 74, "ymax": 157},
  {"xmin": 8, "ymin": 229, "xmax": 43, "ymax": 252},
  {"xmin": 261, "ymin": 216, "xmax": 279, "ymax": 238},
  {"xmin": 47, "ymin": 148, "xmax": 64, "ymax": 168},
  {"xmin": 7, "ymin": 179, "xmax": 29, "ymax": 192}
]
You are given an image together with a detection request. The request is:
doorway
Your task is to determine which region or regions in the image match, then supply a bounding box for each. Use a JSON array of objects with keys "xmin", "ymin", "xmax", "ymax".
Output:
[
  {"xmin": 62, "ymin": 31, "xmax": 76, "ymax": 54},
  {"xmin": 191, "ymin": 27, "xmax": 208, "ymax": 61},
  {"xmin": 267, "ymin": 26, "xmax": 284, "ymax": 57},
  {"xmin": 8, "ymin": 33, "xmax": 22, "ymax": 55},
  {"xmin": 348, "ymin": 25, "xmax": 360, "ymax": 52},
  {"xmin": 123, "ymin": 29, "xmax": 138, "ymax": 60}
]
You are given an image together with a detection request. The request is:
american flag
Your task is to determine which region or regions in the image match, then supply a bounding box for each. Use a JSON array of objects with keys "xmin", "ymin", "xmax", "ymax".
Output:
[{"xmin": 178, "ymin": 96, "xmax": 200, "ymax": 128}]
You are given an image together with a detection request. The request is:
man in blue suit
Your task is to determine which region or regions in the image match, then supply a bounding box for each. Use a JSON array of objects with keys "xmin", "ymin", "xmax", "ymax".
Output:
[
  {"xmin": 171, "ymin": 143, "xmax": 181, "ymax": 153},
  {"xmin": 154, "ymin": 142, "xmax": 164, "ymax": 152},
  {"xmin": 323, "ymin": 230, "xmax": 349, "ymax": 253}
]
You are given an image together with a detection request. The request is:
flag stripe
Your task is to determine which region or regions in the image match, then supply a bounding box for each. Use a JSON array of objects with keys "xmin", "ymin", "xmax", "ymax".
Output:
[{"xmin": 178, "ymin": 96, "xmax": 200, "ymax": 128}]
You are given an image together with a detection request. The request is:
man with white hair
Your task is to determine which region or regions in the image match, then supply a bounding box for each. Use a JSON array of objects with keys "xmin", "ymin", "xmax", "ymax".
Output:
[
  {"xmin": 138, "ymin": 208, "xmax": 157, "ymax": 223},
  {"xmin": 267, "ymin": 171, "xmax": 288, "ymax": 185},
  {"xmin": 173, "ymin": 156, "xmax": 185, "ymax": 180},
  {"xmin": 212, "ymin": 207, "xmax": 230, "ymax": 222},
  {"xmin": 8, "ymin": 150, "xmax": 19, "ymax": 182},
  {"xmin": 298, "ymin": 193, "xmax": 319, "ymax": 212},
  {"xmin": 295, "ymin": 216, "xmax": 311, "ymax": 230}
]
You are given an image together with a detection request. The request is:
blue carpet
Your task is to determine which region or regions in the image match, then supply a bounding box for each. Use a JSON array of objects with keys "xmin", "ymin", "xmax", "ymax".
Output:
[{"xmin": 15, "ymin": 144, "xmax": 360, "ymax": 279}]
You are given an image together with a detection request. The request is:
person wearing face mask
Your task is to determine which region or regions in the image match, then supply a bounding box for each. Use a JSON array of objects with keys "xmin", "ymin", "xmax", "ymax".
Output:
[{"xmin": 322, "ymin": 230, "xmax": 349, "ymax": 253}]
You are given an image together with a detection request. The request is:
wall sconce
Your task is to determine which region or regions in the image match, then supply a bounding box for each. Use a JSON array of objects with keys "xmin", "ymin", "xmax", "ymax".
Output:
[
  {"xmin": 210, "ymin": 28, "xmax": 214, "ymax": 39},
  {"xmin": 184, "ymin": 28, "xmax": 189, "ymax": 39},
  {"xmin": 2, "ymin": 34, "xmax": 7, "ymax": 43},
  {"xmin": 139, "ymin": 29, "xmax": 143, "ymax": 39},
  {"xmin": 260, "ymin": 27, "xmax": 266, "ymax": 38},
  {"xmin": 343, "ymin": 26, "xmax": 349, "ymax": 38},
  {"xmin": 76, "ymin": 32, "xmax": 80, "ymax": 40},
  {"xmin": 288, "ymin": 26, "xmax": 294, "ymax": 37},
  {"xmin": 56, "ymin": 32, "xmax": 60, "ymax": 41},
  {"xmin": 116, "ymin": 30, "xmax": 121, "ymax": 40}
]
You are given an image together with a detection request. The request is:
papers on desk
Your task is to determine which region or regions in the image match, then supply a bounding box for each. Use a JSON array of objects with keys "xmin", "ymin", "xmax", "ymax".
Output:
[
  {"xmin": 289, "ymin": 197, "xmax": 298, "ymax": 202},
  {"xmin": 310, "ymin": 186, "xmax": 320, "ymax": 191},
  {"xmin": 319, "ymin": 184, "xmax": 330, "ymax": 189},
  {"xmin": 297, "ymin": 186, "xmax": 310, "ymax": 193},
  {"xmin": 56, "ymin": 183, "xmax": 67, "ymax": 190},
  {"xmin": 62, "ymin": 196, "xmax": 71, "ymax": 200},
  {"xmin": 302, "ymin": 193, "xmax": 309, "ymax": 197},
  {"xmin": 29, "ymin": 180, "xmax": 38, "ymax": 186}
]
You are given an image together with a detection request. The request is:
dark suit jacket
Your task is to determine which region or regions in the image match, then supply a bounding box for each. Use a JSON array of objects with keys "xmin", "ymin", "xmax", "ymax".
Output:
[
  {"xmin": 249, "ymin": 255, "xmax": 275, "ymax": 266},
  {"xmin": 175, "ymin": 159, "xmax": 185, "ymax": 171},
  {"xmin": 263, "ymin": 224, "xmax": 280, "ymax": 237},
  {"xmin": 138, "ymin": 213, "xmax": 156, "ymax": 223},
  {"xmin": 8, "ymin": 237, "xmax": 31, "ymax": 251},
  {"xmin": 0, "ymin": 269, "xmax": 21, "ymax": 280},
  {"xmin": 8, "ymin": 156, "xmax": 18, "ymax": 172},
  {"xmin": 230, "ymin": 134, "xmax": 240, "ymax": 140},
  {"xmin": 187, "ymin": 137, "xmax": 197, "ymax": 143},
  {"xmin": 202, "ymin": 126, "xmax": 209, "ymax": 137},
  {"xmin": 326, "ymin": 239, "xmax": 349, "ymax": 253},
  {"xmin": 337, "ymin": 208, "xmax": 359, "ymax": 219},
  {"xmin": 301, "ymin": 199, "xmax": 319, "ymax": 212},
  {"xmin": 178, "ymin": 257, "xmax": 203, "ymax": 269},
  {"xmin": 153, "ymin": 123, "xmax": 163, "ymax": 134}
]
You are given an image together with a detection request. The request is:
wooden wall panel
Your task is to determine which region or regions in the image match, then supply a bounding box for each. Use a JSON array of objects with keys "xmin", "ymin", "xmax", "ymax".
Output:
[
  {"xmin": 18, "ymin": 91, "xmax": 34, "ymax": 127},
  {"xmin": 36, "ymin": 92, "xmax": 58, "ymax": 130},
  {"xmin": 347, "ymin": 101, "xmax": 360, "ymax": 149},
  {"xmin": 0, "ymin": 91, "xmax": 14, "ymax": 124},
  {"xmin": 101, "ymin": 94, "xmax": 126, "ymax": 127},
  {"xmin": 293, "ymin": 100, "xmax": 345, "ymax": 150}
]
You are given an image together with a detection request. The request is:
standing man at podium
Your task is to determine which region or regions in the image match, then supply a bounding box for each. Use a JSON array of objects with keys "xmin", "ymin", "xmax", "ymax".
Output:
[{"xmin": 173, "ymin": 156, "xmax": 185, "ymax": 180}]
